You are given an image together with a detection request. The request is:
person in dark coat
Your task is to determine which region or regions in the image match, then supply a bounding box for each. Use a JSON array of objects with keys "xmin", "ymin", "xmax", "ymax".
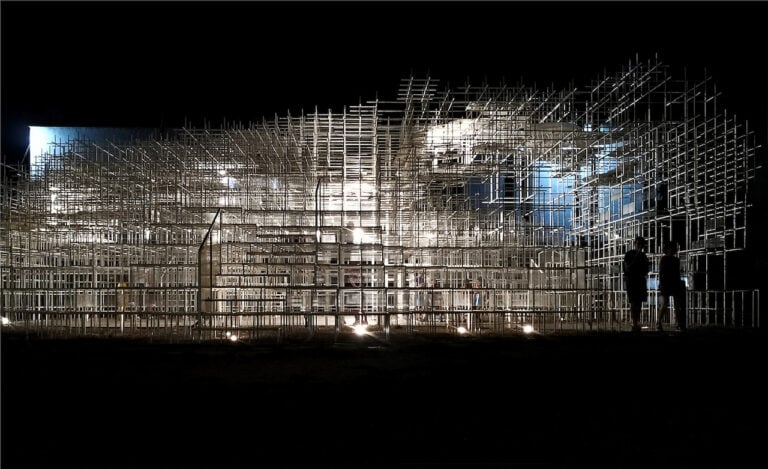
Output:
[
  {"xmin": 658, "ymin": 241, "xmax": 686, "ymax": 331},
  {"xmin": 624, "ymin": 236, "xmax": 650, "ymax": 332}
]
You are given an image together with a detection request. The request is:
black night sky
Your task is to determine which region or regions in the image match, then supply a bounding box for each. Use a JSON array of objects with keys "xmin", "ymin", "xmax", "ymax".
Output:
[{"xmin": 2, "ymin": 2, "xmax": 767, "ymax": 163}]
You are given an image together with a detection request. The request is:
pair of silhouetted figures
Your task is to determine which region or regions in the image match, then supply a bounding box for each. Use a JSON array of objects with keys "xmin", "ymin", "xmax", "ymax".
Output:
[{"xmin": 624, "ymin": 236, "xmax": 686, "ymax": 332}]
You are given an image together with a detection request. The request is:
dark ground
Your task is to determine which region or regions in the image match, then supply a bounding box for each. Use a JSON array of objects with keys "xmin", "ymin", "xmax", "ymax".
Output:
[{"xmin": 2, "ymin": 329, "xmax": 766, "ymax": 469}]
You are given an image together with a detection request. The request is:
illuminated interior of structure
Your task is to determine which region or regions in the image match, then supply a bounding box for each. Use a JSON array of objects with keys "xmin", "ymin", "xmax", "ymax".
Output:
[{"xmin": 0, "ymin": 57, "xmax": 760, "ymax": 338}]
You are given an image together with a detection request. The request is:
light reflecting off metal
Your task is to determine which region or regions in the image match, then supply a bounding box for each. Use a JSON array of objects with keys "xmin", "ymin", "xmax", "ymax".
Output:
[
  {"xmin": 10, "ymin": 64, "xmax": 759, "ymax": 339},
  {"xmin": 353, "ymin": 324, "xmax": 367, "ymax": 336},
  {"xmin": 353, "ymin": 227, "xmax": 364, "ymax": 245}
]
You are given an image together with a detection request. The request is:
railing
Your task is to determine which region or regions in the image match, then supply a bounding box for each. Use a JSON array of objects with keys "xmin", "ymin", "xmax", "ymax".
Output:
[
  {"xmin": 0, "ymin": 289, "xmax": 758, "ymax": 342},
  {"xmin": 686, "ymin": 289, "xmax": 760, "ymax": 328}
]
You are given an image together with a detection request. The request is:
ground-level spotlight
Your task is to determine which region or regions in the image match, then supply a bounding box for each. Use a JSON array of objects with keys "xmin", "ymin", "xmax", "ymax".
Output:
[
  {"xmin": 522, "ymin": 324, "xmax": 534, "ymax": 334},
  {"xmin": 0, "ymin": 317, "xmax": 10, "ymax": 325},
  {"xmin": 353, "ymin": 324, "xmax": 367, "ymax": 336},
  {"xmin": 229, "ymin": 334, "xmax": 239, "ymax": 342},
  {"xmin": 457, "ymin": 326, "xmax": 467, "ymax": 335}
]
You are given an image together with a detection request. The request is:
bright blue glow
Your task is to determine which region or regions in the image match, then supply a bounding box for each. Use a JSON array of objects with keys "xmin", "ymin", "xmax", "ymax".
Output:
[
  {"xmin": 29, "ymin": 127, "xmax": 57, "ymax": 169},
  {"xmin": 28, "ymin": 127, "xmax": 157, "ymax": 179}
]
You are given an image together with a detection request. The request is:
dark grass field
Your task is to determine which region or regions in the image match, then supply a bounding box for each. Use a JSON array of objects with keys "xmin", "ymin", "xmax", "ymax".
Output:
[{"xmin": 2, "ymin": 328, "xmax": 767, "ymax": 469}]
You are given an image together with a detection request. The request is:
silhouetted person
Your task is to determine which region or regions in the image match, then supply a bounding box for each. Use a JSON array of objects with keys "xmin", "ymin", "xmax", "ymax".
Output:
[
  {"xmin": 658, "ymin": 241, "xmax": 686, "ymax": 331},
  {"xmin": 624, "ymin": 236, "xmax": 649, "ymax": 332}
]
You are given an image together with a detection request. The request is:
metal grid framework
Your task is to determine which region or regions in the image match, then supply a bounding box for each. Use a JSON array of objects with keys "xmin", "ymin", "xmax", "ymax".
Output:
[{"xmin": 0, "ymin": 57, "xmax": 761, "ymax": 339}]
